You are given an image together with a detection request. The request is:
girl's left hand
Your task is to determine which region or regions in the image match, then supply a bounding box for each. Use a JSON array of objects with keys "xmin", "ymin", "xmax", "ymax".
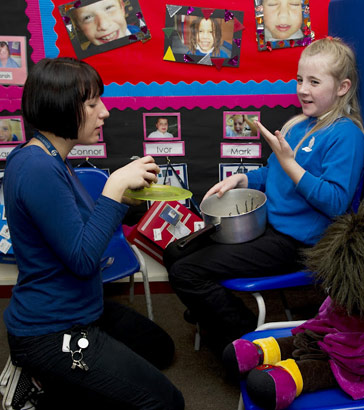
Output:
[
  {"xmin": 255, "ymin": 120, "xmax": 294, "ymax": 162},
  {"xmin": 255, "ymin": 120, "xmax": 305, "ymax": 185}
]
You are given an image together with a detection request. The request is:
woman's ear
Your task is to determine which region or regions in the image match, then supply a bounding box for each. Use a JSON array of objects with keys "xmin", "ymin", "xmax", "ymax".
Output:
[{"xmin": 337, "ymin": 78, "xmax": 352, "ymax": 96}]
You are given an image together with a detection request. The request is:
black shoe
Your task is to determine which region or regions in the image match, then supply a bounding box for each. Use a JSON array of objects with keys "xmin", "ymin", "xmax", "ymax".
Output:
[{"xmin": 183, "ymin": 309, "xmax": 198, "ymax": 324}]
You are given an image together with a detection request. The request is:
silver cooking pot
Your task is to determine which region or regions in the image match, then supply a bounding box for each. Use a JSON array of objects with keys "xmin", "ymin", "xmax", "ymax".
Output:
[{"xmin": 178, "ymin": 188, "xmax": 267, "ymax": 248}]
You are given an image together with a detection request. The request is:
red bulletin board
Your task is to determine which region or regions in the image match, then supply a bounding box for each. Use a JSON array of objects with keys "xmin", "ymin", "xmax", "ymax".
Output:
[{"xmin": 50, "ymin": 0, "xmax": 330, "ymax": 85}]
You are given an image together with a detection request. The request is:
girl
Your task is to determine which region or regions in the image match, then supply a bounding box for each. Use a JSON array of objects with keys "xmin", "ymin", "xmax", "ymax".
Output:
[
  {"xmin": 188, "ymin": 17, "xmax": 229, "ymax": 58},
  {"xmin": 165, "ymin": 37, "xmax": 364, "ymax": 352},
  {"xmin": 223, "ymin": 202, "xmax": 364, "ymax": 409},
  {"xmin": 4, "ymin": 57, "xmax": 184, "ymax": 410}
]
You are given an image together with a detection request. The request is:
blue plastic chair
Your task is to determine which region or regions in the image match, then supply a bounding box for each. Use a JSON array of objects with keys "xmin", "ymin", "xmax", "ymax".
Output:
[
  {"xmin": 220, "ymin": 175, "xmax": 364, "ymax": 329},
  {"xmin": 221, "ymin": 271, "xmax": 314, "ymax": 328},
  {"xmin": 237, "ymin": 326, "xmax": 364, "ymax": 410},
  {"xmin": 74, "ymin": 167, "xmax": 153, "ymax": 320}
]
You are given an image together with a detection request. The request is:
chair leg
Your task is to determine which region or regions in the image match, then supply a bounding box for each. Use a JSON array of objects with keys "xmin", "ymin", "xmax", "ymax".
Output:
[
  {"xmin": 252, "ymin": 292, "xmax": 266, "ymax": 328},
  {"xmin": 238, "ymin": 393, "xmax": 244, "ymax": 410},
  {"xmin": 131, "ymin": 245, "xmax": 154, "ymax": 321},
  {"xmin": 194, "ymin": 323, "xmax": 201, "ymax": 351},
  {"xmin": 129, "ymin": 275, "xmax": 135, "ymax": 304}
]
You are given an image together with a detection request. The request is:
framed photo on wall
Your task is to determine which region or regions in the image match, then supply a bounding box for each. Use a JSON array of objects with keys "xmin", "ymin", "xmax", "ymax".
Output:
[
  {"xmin": 58, "ymin": 0, "xmax": 151, "ymax": 59},
  {"xmin": 0, "ymin": 116, "xmax": 25, "ymax": 144},
  {"xmin": 0, "ymin": 36, "xmax": 27, "ymax": 85},
  {"xmin": 254, "ymin": 0, "xmax": 312, "ymax": 51},
  {"xmin": 164, "ymin": 5, "xmax": 244, "ymax": 67},
  {"xmin": 143, "ymin": 112, "xmax": 181, "ymax": 141},
  {"xmin": 224, "ymin": 111, "xmax": 260, "ymax": 139}
]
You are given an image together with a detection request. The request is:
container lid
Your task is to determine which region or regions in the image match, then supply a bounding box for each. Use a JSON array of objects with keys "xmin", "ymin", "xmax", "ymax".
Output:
[{"xmin": 124, "ymin": 184, "xmax": 193, "ymax": 201}]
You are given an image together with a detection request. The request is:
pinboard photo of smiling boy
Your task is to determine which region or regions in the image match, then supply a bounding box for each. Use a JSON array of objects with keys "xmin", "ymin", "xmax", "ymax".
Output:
[
  {"xmin": 254, "ymin": 0, "xmax": 313, "ymax": 51},
  {"xmin": 59, "ymin": 0, "xmax": 151, "ymax": 59}
]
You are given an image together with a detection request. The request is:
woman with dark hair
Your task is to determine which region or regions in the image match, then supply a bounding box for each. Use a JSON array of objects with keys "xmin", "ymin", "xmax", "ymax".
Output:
[
  {"xmin": 0, "ymin": 41, "xmax": 19, "ymax": 68},
  {"xmin": 3, "ymin": 57, "xmax": 184, "ymax": 410},
  {"xmin": 188, "ymin": 17, "xmax": 228, "ymax": 57}
]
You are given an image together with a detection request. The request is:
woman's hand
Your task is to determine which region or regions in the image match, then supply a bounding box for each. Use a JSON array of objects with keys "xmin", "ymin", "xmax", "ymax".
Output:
[
  {"xmin": 203, "ymin": 173, "xmax": 248, "ymax": 201},
  {"xmin": 255, "ymin": 120, "xmax": 305, "ymax": 184},
  {"xmin": 102, "ymin": 156, "xmax": 160, "ymax": 203}
]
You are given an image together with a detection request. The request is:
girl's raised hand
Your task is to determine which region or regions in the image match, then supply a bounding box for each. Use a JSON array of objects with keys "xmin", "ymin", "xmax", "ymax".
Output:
[
  {"xmin": 102, "ymin": 156, "xmax": 160, "ymax": 203},
  {"xmin": 255, "ymin": 121, "xmax": 305, "ymax": 185},
  {"xmin": 255, "ymin": 120, "xmax": 294, "ymax": 162},
  {"xmin": 202, "ymin": 173, "xmax": 248, "ymax": 201}
]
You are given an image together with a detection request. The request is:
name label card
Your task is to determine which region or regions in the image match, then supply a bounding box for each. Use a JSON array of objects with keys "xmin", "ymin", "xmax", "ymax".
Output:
[
  {"xmin": 0, "ymin": 146, "xmax": 16, "ymax": 161},
  {"xmin": 144, "ymin": 141, "xmax": 185, "ymax": 157},
  {"xmin": 221, "ymin": 143, "xmax": 261, "ymax": 159},
  {"xmin": 67, "ymin": 143, "xmax": 107, "ymax": 159}
]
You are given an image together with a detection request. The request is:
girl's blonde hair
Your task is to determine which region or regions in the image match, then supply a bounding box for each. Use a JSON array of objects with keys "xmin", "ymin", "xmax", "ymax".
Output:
[
  {"xmin": 280, "ymin": 37, "xmax": 363, "ymax": 156},
  {"xmin": 189, "ymin": 17, "xmax": 222, "ymax": 57}
]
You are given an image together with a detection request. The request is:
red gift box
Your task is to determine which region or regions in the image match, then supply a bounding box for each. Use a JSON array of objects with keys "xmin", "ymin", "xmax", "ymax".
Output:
[{"xmin": 126, "ymin": 201, "xmax": 204, "ymax": 264}]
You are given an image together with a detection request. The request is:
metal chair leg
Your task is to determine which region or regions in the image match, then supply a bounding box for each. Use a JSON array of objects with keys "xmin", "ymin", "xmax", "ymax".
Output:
[
  {"xmin": 251, "ymin": 291, "xmax": 266, "ymax": 328},
  {"xmin": 131, "ymin": 245, "xmax": 154, "ymax": 321}
]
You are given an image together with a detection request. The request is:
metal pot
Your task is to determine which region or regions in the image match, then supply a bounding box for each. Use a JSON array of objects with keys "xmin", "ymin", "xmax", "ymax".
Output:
[{"xmin": 177, "ymin": 188, "xmax": 267, "ymax": 248}]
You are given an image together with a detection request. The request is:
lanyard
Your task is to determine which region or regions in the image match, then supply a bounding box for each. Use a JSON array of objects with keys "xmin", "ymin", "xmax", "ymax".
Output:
[{"xmin": 33, "ymin": 131, "xmax": 74, "ymax": 175}]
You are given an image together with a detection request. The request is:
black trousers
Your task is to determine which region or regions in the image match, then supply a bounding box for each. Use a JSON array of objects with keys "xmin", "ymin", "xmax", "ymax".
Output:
[
  {"xmin": 8, "ymin": 299, "xmax": 185, "ymax": 410},
  {"xmin": 167, "ymin": 225, "xmax": 308, "ymax": 347}
]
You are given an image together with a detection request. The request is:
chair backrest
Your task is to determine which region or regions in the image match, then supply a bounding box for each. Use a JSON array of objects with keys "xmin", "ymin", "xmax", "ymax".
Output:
[
  {"xmin": 74, "ymin": 167, "xmax": 109, "ymax": 202},
  {"xmin": 74, "ymin": 166, "xmax": 141, "ymax": 281}
]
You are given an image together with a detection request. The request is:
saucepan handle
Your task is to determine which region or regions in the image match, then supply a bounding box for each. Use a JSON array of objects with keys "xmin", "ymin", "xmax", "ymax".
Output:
[{"xmin": 177, "ymin": 223, "xmax": 218, "ymax": 249}]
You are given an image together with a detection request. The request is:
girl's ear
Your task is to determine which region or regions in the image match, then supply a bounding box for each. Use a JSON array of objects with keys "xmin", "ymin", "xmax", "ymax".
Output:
[{"xmin": 337, "ymin": 78, "xmax": 352, "ymax": 96}]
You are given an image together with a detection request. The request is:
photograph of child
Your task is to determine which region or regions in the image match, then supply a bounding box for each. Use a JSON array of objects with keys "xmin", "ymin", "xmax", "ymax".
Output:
[
  {"xmin": 187, "ymin": 17, "xmax": 230, "ymax": 58},
  {"xmin": 257, "ymin": 0, "xmax": 304, "ymax": 42},
  {"xmin": 0, "ymin": 117, "xmax": 25, "ymax": 144},
  {"xmin": 164, "ymin": 6, "xmax": 243, "ymax": 67},
  {"xmin": 224, "ymin": 112, "xmax": 260, "ymax": 139},
  {"xmin": 0, "ymin": 36, "xmax": 27, "ymax": 85},
  {"xmin": 72, "ymin": 0, "xmax": 139, "ymax": 46},
  {"xmin": 171, "ymin": 14, "xmax": 234, "ymax": 58},
  {"xmin": 144, "ymin": 113, "xmax": 181, "ymax": 141},
  {"xmin": 59, "ymin": 0, "xmax": 149, "ymax": 58},
  {"xmin": 0, "ymin": 41, "xmax": 20, "ymax": 68}
]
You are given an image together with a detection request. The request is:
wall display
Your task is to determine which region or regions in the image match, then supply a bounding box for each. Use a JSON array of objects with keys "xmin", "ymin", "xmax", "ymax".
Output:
[
  {"xmin": 0, "ymin": 36, "xmax": 27, "ymax": 85},
  {"xmin": 1, "ymin": 0, "xmax": 330, "ymax": 91},
  {"xmin": 219, "ymin": 162, "xmax": 262, "ymax": 181},
  {"xmin": 143, "ymin": 112, "xmax": 181, "ymax": 140},
  {"xmin": 0, "ymin": 116, "xmax": 25, "ymax": 144},
  {"xmin": 224, "ymin": 111, "xmax": 260, "ymax": 139},
  {"xmin": 58, "ymin": 0, "xmax": 151, "ymax": 59},
  {"xmin": 255, "ymin": 0, "xmax": 312, "ymax": 51},
  {"xmin": 163, "ymin": 5, "xmax": 244, "ymax": 68}
]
